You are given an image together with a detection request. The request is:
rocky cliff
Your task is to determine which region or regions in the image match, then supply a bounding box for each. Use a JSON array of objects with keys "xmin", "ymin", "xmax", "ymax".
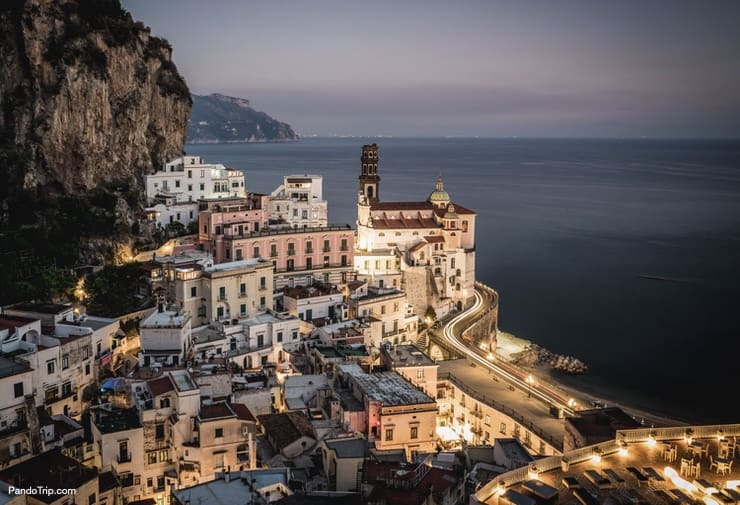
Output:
[
  {"xmin": 188, "ymin": 93, "xmax": 297, "ymax": 143},
  {"xmin": 0, "ymin": 0, "xmax": 191, "ymax": 271}
]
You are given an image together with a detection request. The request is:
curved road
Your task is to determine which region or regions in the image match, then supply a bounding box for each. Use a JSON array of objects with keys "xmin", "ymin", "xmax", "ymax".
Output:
[{"xmin": 442, "ymin": 284, "xmax": 577, "ymax": 417}]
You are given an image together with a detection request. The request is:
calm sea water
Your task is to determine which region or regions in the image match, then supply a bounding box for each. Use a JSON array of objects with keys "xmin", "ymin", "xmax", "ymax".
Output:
[{"xmin": 188, "ymin": 138, "xmax": 740, "ymax": 423}]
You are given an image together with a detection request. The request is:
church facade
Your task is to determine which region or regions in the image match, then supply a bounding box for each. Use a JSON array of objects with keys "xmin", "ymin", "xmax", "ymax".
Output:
[{"xmin": 354, "ymin": 144, "xmax": 476, "ymax": 318}]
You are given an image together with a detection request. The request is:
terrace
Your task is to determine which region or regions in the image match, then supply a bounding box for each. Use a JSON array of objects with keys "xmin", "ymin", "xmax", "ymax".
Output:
[{"xmin": 475, "ymin": 424, "xmax": 740, "ymax": 505}]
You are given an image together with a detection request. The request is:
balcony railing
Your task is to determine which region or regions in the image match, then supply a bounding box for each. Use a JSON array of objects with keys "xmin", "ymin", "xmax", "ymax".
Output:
[
  {"xmin": 217, "ymin": 294, "xmax": 227, "ymax": 301},
  {"xmin": 117, "ymin": 452, "xmax": 132, "ymax": 463},
  {"xmin": 222, "ymin": 224, "xmax": 353, "ymax": 239},
  {"xmin": 0, "ymin": 418, "xmax": 28, "ymax": 438},
  {"xmin": 239, "ymin": 292, "xmax": 247, "ymax": 298}
]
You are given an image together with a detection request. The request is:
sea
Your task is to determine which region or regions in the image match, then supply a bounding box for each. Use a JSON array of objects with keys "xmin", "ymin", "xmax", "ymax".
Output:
[{"xmin": 187, "ymin": 138, "xmax": 740, "ymax": 424}]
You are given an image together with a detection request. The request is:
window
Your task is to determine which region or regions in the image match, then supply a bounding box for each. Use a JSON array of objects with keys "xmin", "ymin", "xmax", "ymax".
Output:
[
  {"xmin": 215, "ymin": 427, "xmax": 223, "ymax": 438},
  {"xmin": 385, "ymin": 429, "xmax": 393, "ymax": 441},
  {"xmin": 292, "ymin": 330, "xmax": 298, "ymax": 340},
  {"xmin": 89, "ymin": 493, "xmax": 96, "ymax": 505},
  {"xmin": 302, "ymin": 210, "xmax": 308, "ymax": 219},
  {"xmin": 253, "ymin": 246, "xmax": 260, "ymax": 258},
  {"xmin": 341, "ymin": 238, "xmax": 348, "ymax": 251},
  {"xmin": 270, "ymin": 244, "xmax": 277, "ymax": 257},
  {"xmin": 305, "ymin": 241, "xmax": 313, "ymax": 253},
  {"xmin": 277, "ymin": 331, "xmax": 283, "ymax": 342},
  {"xmin": 287, "ymin": 243, "xmax": 295, "ymax": 256},
  {"xmin": 324, "ymin": 256, "xmax": 330, "ymax": 267},
  {"xmin": 236, "ymin": 249, "xmax": 243, "ymax": 260},
  {"xmin": 85, "ymin": 363, "xmax": 91, "ymax": 375},
  {"xmin": 410, "ymin": 427, "xmax": 418, "ymax": 439},
  {"xmin": 191, "ymin": 286, "xmax": 197, "ymax": 297},
  {"xmin": 416, "ymin": 369, "xmax": 424, "ymax": 380},
  {"xmin": 499, "ymin": 422, "xmax": 507, "ymax": 435},
  {"xmin": 47, "ymin": 360, "xmax": 55, "ymax": 374},
  {"xmin": 260, "ymin": 277, "xmax": 266, "ymax": 289},
  {"xmin": 217, "ymin": 306, "xmax": 224, "ymax": 319},
  {"xmin": 218, "ymin": 286, "xmax": 226, "ymax": 300},
  {"xmin": 259, "ymin": 296, "xmax": 266, "ymax": 308},
  {"xmin": 485, "ymin": 415, "xmax": 491, "ymax": 426},
  {"xmin": 240, "ymin": 303, "xmax": 246, "ymax": 316},
  {"xmin": 287, "ymin": 259, "xmax": 295, "ymax": 271},
  {"xmin": 323, "ymin": 239, "xmax": 330, "ymax": 252},
  {"xmin": 380, "ymin": 305, "xmax": 386, "ymax": 315},
  {"xmin": 158, "ymin": 449, "xmax": 168, "ymax": 462},
  {"xmin": 14, "ymin": 382, "xmax": 23, "ymax": 398},
  {"xmin": 451, "ymin": 258, "xmax": 456, "ymax": 269},
  {"xmin": 293, "ymin": 208, "xmax": 298, "ymax": 217},
  {"xmin": 155, "ymin": 423, "xmax": 165, "ymax": 440},
  {"xmin": 82, "ymin": 346, "xmax": 89, "ymax": 360},
  {"xmin": 62, "ymin": 354, "xmax": 69, "ymax": 370},
  {"xmin": 188, "ymin": 170, "xmax": 192, "ymax": 178},
  {"xmin": 175, "ymin": 179, "xmax": 180, "ymax": 188},
  {"xmin": 147, "ymin": 477, "xmax": 153, "ymax": 487},
  {"xmin": 215, "ymin": 225, "xmax": 221, "ymax": 235},
  {"xmin": 341, "ymin": 255, "xmax": 347, "ymax": 267},
  {"xmin": 160, "ymin": 397, "xmax": 170, "ymax": 408},
  {"xmin": 240, "ymin": 283, "xmax": 246, "ymax": 296},
  {"xmin": 200, "ymin": 183, "xmax": 205, "ymax": 191},
  {"xmin": 306, "ymin": 257, "xmax": 312, "ymax": 270},
  {"xmin": 147, "ymin": 452, "xmax": 157, "ymax": 465}
]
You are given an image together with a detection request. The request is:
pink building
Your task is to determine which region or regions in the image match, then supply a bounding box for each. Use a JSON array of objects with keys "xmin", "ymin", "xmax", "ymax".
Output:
[{"xmin": 199, "ymin": 195, "xmax": 269, "ymax": 258}]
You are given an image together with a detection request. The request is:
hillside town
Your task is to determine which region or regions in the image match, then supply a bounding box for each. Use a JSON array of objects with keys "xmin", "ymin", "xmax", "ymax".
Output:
[{"xmin": 1, "ymin": 145, "xmax": 738, "ymax": 505}]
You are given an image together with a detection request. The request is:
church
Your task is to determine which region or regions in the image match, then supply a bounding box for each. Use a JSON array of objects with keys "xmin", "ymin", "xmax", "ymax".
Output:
[{"xmin": 354, "ymin": 144, "xmax": 476, "ymax": 318}]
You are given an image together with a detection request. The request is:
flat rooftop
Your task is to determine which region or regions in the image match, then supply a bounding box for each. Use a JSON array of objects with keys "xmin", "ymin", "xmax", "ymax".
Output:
[
  {"xmin": 384, "ymin": 344, "xmax": 435, "ymax": 367},
  {"xmin": 325, "ymin": 437, "xmax": 367, "ymax": 459},
  {"xmin": 173, "ymin": 469, "xmax": 290, "ymax": 505},
  {"xmin": 141, "ymin": 308, "xmax": 190, "ymax": 328},
  {"xmin": 476, "ymin": 426, "xmax": 740, "ymax": 505},
  {"xmin": 5, "ymin": 302, "xmax": 72, "ymax": 315},
  {"xmin": 170, "ymin": 369, "xmax": 198, "ymax": 391},
  {"xmin": 352, "ymin": 371, "xmax": 435, "ymax": 407},
  {"xmin": 94, "ymin": 407, "xmax": 141, "ymax": 434},
  {"xmin": 284, "ymin": 283, "xmax": 340, "ymax": 299},
  {"xmin": 242, "ymin": 312, "xmax": 297, "ymax": 326},
  {"xmin": 204, "ymin": 258, "xmax": 267, "ymax": 273},
  {"xmin": 0, "ymin": 355, "xmax": 31, "ymax": 378}
]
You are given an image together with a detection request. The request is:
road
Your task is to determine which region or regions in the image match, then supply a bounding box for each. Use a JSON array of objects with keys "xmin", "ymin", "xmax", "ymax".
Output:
[{"xmin": 440, "ymin": 283, "xmax": 577, "ymax": 417}]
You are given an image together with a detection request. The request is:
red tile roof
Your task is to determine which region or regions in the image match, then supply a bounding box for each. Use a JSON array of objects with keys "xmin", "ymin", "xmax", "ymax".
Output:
[
  {"xmin": 423, "ymin": 235, "xmax": 445, "ymax": 243},
  {"xmin": 232, "ymin": 403, "xmax": 256, "ymax": 422},
  {"xmin": 147, "ymin": 376, "xmax": 175, "ymax": 396},
  {"xmin": 199, "ymin": 402, "xmax": 235, "ymax": 420}
]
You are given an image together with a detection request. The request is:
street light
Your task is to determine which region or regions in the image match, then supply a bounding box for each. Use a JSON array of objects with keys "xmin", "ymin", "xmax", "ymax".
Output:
[{"xmin": 526, "ymin": 374, "xmax": 535, "ymax": 398}]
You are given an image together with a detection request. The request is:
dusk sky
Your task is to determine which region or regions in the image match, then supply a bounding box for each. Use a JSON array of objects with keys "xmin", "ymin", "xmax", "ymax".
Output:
[{"xmin": 123, "ymin": 1, "xmax": 740, "ymax": 137}]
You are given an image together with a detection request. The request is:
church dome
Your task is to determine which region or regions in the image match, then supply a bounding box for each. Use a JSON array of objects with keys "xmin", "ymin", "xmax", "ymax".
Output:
[
  {"xmin": 443, "ymin": 203, "xmax": 458, "ymax": 220},
  {"xmin": 428, "ymin": 176, "xmax": 450, "ymax": 204}
]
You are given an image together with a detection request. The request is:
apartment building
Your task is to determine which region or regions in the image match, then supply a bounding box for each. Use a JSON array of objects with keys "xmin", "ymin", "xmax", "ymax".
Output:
[{"xmin": 268, "ymin": 175, "xmax": 328, "ymax": 229}]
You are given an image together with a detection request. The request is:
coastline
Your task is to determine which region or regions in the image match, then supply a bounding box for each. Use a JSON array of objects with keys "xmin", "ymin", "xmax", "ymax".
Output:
[
  {"xmin": 495, "ymin": 331, "xmax": 688, "ymax": 427},
  {"xmin": 186, "ymin": 138, "xmax": 300, "ymax": 144}
]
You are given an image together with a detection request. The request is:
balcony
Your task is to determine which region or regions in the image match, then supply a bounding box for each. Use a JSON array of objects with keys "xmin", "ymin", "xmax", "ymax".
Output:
[
  {"xmin": 305, "ymin": 248, "xmax": 313, "ymax": 254},
  {"xmin": 323, "ymin": 247, "xmax": 331, "ymax": 253},
  {"xmin": 0, "ymin": 418, "xmax": 28, "ymax": 438},
  {"xmin": 470, "ymin": 409, "xmax": 484, "ymax": 419},
  {"xmin": 217, "ymin": 294, "xmax": 227, "ymax": 301},
  {"xmin": 117, "ymin": 452, "xmax": 132, "ymax": 463},
  {"xmin": 238, "ymin": 292, "xmax": 247, "ymax": 298}
]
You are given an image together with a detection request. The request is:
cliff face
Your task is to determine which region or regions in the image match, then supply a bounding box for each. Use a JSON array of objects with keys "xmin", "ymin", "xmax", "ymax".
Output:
[
  {"xmin": 188, "ymin": 93, "xmax": 298, "ymax": 143},
  {"xmin": 0, "ymin": 0, "xmax": 191, "ymax": 264}
]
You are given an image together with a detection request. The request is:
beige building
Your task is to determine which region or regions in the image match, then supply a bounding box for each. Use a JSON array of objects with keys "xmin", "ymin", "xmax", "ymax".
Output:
[
  {"xmin": 0, "ymin": 356, "xmax": 35, "ymax": 468},
  {"xmin": 348, "ymin": 286, "xmax": 418, "ymax": 347},
  {"xmin": 380, "ymin": 344, "xmax": 438, "ymax": 398},
  {"xmin": 138, "ymin": 306, "xmax": 191, "ymax": 367},
  {"xmin": 337, "ymin": 365, "xmax": 437, "ymax": 459},
  {"xmin": 321, "ymin": 437, "xmax": 366, "ymax": 491}
]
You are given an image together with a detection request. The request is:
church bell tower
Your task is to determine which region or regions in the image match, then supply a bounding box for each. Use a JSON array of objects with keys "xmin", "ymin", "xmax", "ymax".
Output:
[{"xmin": 359, "ymin": 143, "xmax": 380, "ymax": 203}]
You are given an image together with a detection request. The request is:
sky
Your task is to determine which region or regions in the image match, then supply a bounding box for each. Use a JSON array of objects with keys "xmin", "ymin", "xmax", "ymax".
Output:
[{"xmin": 122, "ymin": 0, "xmax": 740, "ymax": 137}]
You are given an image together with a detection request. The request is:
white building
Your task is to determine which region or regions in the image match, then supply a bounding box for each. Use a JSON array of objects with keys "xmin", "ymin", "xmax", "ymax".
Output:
[
  {"xmin": 138, "ymin": 305, "xmax": 192, "ymax": 367},
  {"xmin": 268, "ymin": 175, "xmax": 328, "ymax": 229},
  {"xmin": 144, "ymin": 155, "xmax": 246, "ymax": 228},
  {"xmin": 354, "ymin": 144, "xmax": 476, "ymax": 315}
]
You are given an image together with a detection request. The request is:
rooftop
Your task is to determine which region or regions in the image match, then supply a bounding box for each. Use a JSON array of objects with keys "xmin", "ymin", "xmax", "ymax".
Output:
[
  {"xmin": 147, "ymin": 375, "xmax": 175, "ymax": 396},
  {"xmin": 93, "ymin": 407, "xmax": 141, "ymax": 434},
  {"xmin": 324, "ymin": 437, "xmax": 367, "ymax": 459},
  {"xmin": 476, "ymin": 424, "xmax": 740, "ymax": 505},
  {"xmin": 0, "ymin": 355, "xmax": 31, "ymax": 378},
  {"xmin": 0, "ymin": 449, "xmax": 97, "ymax": 503},
  {"xmin": 352, "ymin": 371, "xmax": 435, "ymax": 407},
  {"xmin": 496, "ymin": 438, "xmax": 534, "ymax": 465},
  {"xmin": 141, "ymin": 307, "xmax": 191, "ymax": 328},
  {"xmin": 199, "ymin": 401, "xmax": 235, "ymax": 421},
  {"xmin": 203, "ymin": 258, "xmax": 268, "ymax": 273},
  {"xmin": 5, "ymin": 302, "xmax": 72, "ymax": 315},
  {"xmin": 232, "ymin": 403, "xmax": 256, "ymax": 422},
  {"xmin": 257, "ymin": 412, "xmax": 315, "ymax": 450},
  {"xmin": 172, "ymin": 469, "xmax": 291, "ymax": 505},
  {"xmin": 283, "ymin": 283, "xmax": 340, "ymax": 299},
  {"xmin": 383, "ymin": 344, "xmax": 436, "ymax": 368},
  {"xmin": 567, "ymin": 407, "xmax": 643, "ymax": 443}
]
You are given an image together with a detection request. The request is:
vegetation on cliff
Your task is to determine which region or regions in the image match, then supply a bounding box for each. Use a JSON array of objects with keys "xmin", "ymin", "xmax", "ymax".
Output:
[
  {"xmin": 188, "ymin": 93, "xmax": 298, "ymax": 143},
  {"xmin": 0, "ymin": 0, "xmax": 191, "ymax": 304}
]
